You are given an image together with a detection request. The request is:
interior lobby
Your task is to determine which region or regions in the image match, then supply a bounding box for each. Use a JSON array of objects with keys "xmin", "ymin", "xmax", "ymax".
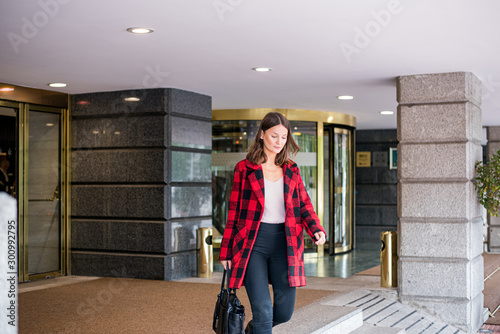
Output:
[{"xmin": 2, "ymin": 1, "xmax": 500, "ymax": 333}]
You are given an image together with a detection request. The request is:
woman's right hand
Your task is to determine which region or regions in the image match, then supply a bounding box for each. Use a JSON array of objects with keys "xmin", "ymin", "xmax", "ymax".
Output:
[{"xmin": 221, "ymin": 260, "xmax": 231, "ymax": 270}]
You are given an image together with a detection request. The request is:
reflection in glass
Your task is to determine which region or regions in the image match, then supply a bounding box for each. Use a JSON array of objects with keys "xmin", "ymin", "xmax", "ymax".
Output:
[{"xmin": 28, "ymin": 111, "xmax": 61, "ymax": 275}]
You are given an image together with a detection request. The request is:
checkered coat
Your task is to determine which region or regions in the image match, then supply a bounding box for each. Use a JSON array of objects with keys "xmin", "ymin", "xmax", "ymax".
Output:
[{"xmin": 219, "ymin": 159, "xmax": 326, "ymax": 289}]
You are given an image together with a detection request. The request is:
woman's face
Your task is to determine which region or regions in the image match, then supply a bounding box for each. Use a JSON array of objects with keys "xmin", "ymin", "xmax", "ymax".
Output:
[{"xmin": 260, "ymin": 124, "xmax": 288, "ymax": 156}]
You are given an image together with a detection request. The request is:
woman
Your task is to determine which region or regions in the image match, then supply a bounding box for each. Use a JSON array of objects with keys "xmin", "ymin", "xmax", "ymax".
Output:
[{"xmin": 219, "ymin": 112, "xmax": 326, "ymax": 334}]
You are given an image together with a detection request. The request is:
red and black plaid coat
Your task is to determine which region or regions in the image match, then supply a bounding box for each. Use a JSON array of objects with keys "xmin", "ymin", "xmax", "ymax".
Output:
[{"xmin": 219, "ymin": 159, "xmax": 326, "ymax": 289}]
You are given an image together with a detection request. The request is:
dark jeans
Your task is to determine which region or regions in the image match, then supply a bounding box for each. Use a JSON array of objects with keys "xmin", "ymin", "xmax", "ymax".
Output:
[{"xmin": 243, "ymin": 223, "xmax": 296, "ymax": 334}]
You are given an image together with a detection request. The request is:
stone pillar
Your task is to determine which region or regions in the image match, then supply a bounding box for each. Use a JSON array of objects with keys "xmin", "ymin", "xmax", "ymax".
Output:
[
  {"xmin": 486, "ymin": 126, "xmax": 500, "ymax": 253},
  {"xmin": 71, "ymin": 88, "xmax": 212, "ymax": 280},
  {"xmin": 397, "ymin": 72, "xmax": 484, "ymax": 333}
]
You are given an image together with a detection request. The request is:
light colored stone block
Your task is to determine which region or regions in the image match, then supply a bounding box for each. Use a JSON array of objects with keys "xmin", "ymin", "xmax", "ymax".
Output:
[
  {"xmin": 489, "ymin": 226, "xmax": 500, "ymax": 248},
  {"xmin": 398, "ymin": 181, "xmax": 482, "ymax": 220},
  {"xmin": 490, "ymin": 215, "xmax": 500, "ymax": 226},
  {"xmin": 487, "ymin": 126, "xmax": 500, "ymax": 142},
  {"xmin": 398, "ymin": 142, "xmax": 482, "ymax": 181},
  {"xmin": 0, "ymin": 193, "xmax": 17, "ymax": 334},
  {"xmin": 397, "ymin": 72, "xmax": 482, "ymax": 107},
  {"xmin": 487, "ymin": 141, "xmax": 500, "ymax": 157},
  {"xmin": 397, "ymin": 102, "xmax": 482, "ymax": 144},
  {"xmin": 399, "ymin": 218, "xmax": 483, "ymax": 259},
  {"xmin": 400, "ymin": 293, "xmax": 484, "ymax": 333},
  {"xmin": 399, "ymin": 256, "xmax": 483, "ymax": 299}
]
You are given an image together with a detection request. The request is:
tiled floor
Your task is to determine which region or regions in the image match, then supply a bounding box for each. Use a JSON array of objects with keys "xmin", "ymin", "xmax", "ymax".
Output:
[{"xmin": 214, "ymin": 239, "xmax": 382, "ymax": 278}]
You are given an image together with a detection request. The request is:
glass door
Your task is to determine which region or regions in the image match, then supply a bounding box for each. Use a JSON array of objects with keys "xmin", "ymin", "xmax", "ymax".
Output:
[
  {"xmin": 325, "ymin": 126, "xmax": 354, "ymax": 255},
  {"xmin": 0, "ymin": 100, "xmax": 70, "ymax": 282},
  {"xmin": 26, "ymin": 109, "xmax": 62, "ymax": 277}
]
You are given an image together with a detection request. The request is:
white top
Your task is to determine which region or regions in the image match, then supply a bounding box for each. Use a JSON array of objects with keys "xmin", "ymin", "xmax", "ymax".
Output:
[{"xmin": 260, "ymin": 176, "xmax": 286, "ymax": 224}]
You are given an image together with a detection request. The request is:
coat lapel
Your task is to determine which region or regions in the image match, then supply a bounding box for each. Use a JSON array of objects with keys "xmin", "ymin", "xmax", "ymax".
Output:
[
  {"xmin": 283, "ymin": 163, "xmax": 297, "ymax": 205},
  {"xmin": 246, "ymin": 160, "xmax": 265, "ymax": 210}
]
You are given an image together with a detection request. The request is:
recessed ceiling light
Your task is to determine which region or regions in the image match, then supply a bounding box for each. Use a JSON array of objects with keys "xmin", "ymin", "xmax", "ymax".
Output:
[
  {"xmin": 337, "ymin": 95, "xmax": 354, "ymax": 100},
  {"xmin": 46, "ymin": 123, "xmax": 54, "ymax": 127},
  {"xmin": 124, "ymin": 97, "xmax": 140, "ymax": 102},
  {"xmin": 380, "ymin": 110, "xmax": 394, "ymax": 115},
  {"xmin": 252, "ymin": 67, "xmax": 272, "ymax": 72},
  {"xmin": 0, "ymin": 87, "xmax": 14, "ymax": 92},
  {"xmin": 48, "ymin": 83, "xmax": 67, "ymax": 88},
  {"xmin": 127, "ymin": 27, "xmax": 154, "ymax": 34}
]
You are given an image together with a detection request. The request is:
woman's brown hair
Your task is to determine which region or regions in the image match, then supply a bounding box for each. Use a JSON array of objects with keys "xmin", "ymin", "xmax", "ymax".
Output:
[{"xmin": 246, "ymin": 112, "xmax": 300, "ymax": 166}]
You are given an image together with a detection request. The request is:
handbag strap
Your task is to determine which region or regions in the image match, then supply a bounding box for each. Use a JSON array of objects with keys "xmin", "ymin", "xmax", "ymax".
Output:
[
  {"xmin": 226, "ymin": 268, "xmax": 237, "ymax": 295},
  {"xmin": 221, "ymin": 268, "xmax": 227, "ymax": 290}
]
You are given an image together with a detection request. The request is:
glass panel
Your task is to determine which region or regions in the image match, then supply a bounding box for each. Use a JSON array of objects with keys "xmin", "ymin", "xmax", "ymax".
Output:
[
  {"xmin": 323, "ymin": 129, "xmax": 330, "ymax": 244},
  {"xmin": 333, "ymin": 128, "xmax": 352, "ymax": 252},
  {"xmin": 28, "ymin": 111, "xmax": 61, "ymax": 275},
  {"xmin": 171, "ymin": 186, "xmax": 212, "ymax": 218},
  {"xmin": 171, "ymin": 117, "xmax": 212, "ymax": 149},
  {"xmin": 171, "ymin": 151, "xmax": 212, "ymax": 182}
]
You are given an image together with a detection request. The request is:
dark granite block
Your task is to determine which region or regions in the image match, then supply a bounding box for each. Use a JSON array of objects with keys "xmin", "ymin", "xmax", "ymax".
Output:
[
  {"xmin": 170, "ymin": 89, "xmax": 212, "ymax": 119},
  {"xmin": 71, "ymin": 251, "xmax": 166, "ymax": 280},
  {"xmin": 356, "ymin": 143, "xmax": 398, "ymax": 153},
  {"xmin": 72, "ymin": 89, "xmax": 166, "ymax": 117},
  {"xmin": 72, "ymin": 220, "xmax": 166, "ymax": 253},
  {"xmin": 356, "ymin": 184, "xmax": 397, "ymax": 205},
  {"xmin": 356, "ymin": 226, "xmax": 397, "ymax": 243},
  {"xmin": 166, "ymin": 219, "xmax": 212, "ymax": 253},
  {"xmin": 72, "ymin": 149, "xmax": 167, "ymax": 183},
  {"xmin": 356, "ymin": 167, "xmax": 398, "ymax": 184},
  {"xmin": 356, "ymin": 129, "xmax": 397, "ymax": 144},
  {"xmin": 171, "ymin": 186, "xmax": 212, "ymax": 218},
  {"xmin": 171, "ymin": 116, "xmax": 212, "ymax": 149},
  {"xmin": 356, "ymin": 205, "xmax": 398, "ymax": 226},
  {"xmin": 71, "ymin": 115, "xmax": 167, "ymax": 149},
  {"xmin": 164, "ymin": 251, "xmax": 197, "ymax": 280},
  {"xmin": 72, "ymin": 185, "xmax": 169, "ymax": 219},
  {"xmin": 171, "ymin": 151, "xmax": 211, "ymax": 182}
]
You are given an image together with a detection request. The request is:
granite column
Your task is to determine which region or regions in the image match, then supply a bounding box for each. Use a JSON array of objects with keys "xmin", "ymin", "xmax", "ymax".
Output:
[{"xmin": 397, "ymin": 72, "xmax": 484, "ymax": 332}]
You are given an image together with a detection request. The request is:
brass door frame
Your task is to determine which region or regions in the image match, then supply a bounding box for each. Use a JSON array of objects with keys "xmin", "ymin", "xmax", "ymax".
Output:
[{"xmin": 0, "ymin": 99, "xmax": 71, "ymax": 282}]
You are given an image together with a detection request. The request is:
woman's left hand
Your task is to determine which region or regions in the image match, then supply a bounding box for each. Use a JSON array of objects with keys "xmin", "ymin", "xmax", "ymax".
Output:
[{"xmin": 314, "ymin": 231, "xmax": 326, "ymax": 245}]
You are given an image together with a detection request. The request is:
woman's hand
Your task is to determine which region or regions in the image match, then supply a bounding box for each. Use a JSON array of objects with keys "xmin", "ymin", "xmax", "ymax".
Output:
[
  {"xmin": 221, "ymin": 260, "xmax": 231, "ymax": 270},
  {"xmin": 314, "ymin": 231, "xmax": 326, "ymax": 245}
]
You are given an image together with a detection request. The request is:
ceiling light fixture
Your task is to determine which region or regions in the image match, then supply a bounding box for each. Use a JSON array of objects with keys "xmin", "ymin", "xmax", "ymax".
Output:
[
  {"xmin": 252, "ymin": 67, "xmax": 272, "ymax": 72},
  {"xmin": 124, "ymin": 97, "xmax": 140, "ymax": 102},
  {"xmin": 380, "ymin": 110, "xmax": 394, "ymax": 115},
  {"xmin": 337, "ymin": 95, "xmax": 354, "ymax": 100},
  {"xmin": 48, "ymin": 83, "xmax": 67, "ymax": 88},
  {"xmin": 0, "ymin": 87, "xmax": 14, "ymax": 92},
  {"xmin": 46, "ymin": 123, "xmax": 54, "ymax": 127},
  {"xmin": 127, "ymin": 27, "xmax": 154, "ymax": 34}
]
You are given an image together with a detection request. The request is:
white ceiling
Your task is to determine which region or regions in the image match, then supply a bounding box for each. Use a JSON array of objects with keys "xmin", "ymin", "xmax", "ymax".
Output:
[{"xmin": 1, "ymin": 0, "xmax": 499, "ymax": 130}]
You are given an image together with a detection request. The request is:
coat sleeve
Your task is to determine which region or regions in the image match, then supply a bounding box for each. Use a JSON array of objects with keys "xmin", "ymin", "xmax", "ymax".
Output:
[
  {"xmin": 297, "ymin": 168, "xmax": 326, "ymax": 240},
  {"xmin": 219, "ymin": 163, "xmax": 243, "ymax": 261}
]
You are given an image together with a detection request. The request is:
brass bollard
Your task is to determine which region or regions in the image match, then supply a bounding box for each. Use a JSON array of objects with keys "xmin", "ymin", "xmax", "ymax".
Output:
[
  {"xmin": 380, "ymin": 231, "xmax": 398, "ymax": 288},
  {"xmin": 197, "ymin": 227, "xmax": 213, "ymax": 278}
]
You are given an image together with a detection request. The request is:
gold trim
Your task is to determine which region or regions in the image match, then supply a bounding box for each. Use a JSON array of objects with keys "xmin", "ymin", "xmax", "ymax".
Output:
[
  {"xmin": 0, "ymin": 82, "xmax": 68, "ymax": 108},
  {"xmin": 212, "ymin": 108, "xmax": 356, "ymax": 128}
]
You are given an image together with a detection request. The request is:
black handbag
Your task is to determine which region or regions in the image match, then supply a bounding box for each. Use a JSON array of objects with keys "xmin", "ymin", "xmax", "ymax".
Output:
[{"xmin": 213, "ymin": 268, "xmax": 245, "ymax": 334}]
